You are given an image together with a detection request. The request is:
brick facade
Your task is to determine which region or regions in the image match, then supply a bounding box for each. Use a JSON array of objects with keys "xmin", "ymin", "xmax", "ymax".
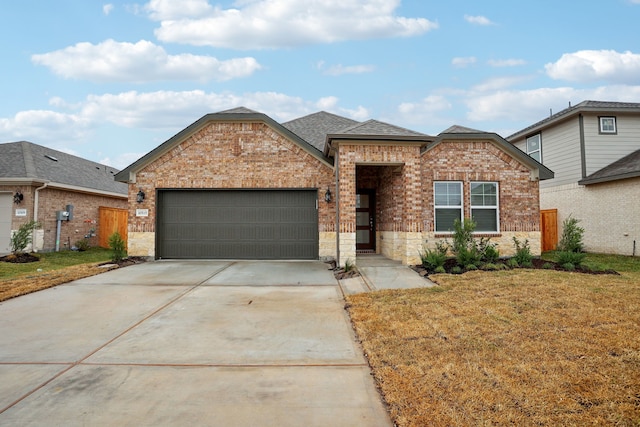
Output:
[
  {"xmin": 127, "ymin": 121, "xmax": 335, "ymax": 258},
  {"xmin": 0, "ymin": 184, "xmax": 126, "ymax": 252},
  {"xmin": 122, "ymin": 116, "xmax": 544, "ymax": 265}
]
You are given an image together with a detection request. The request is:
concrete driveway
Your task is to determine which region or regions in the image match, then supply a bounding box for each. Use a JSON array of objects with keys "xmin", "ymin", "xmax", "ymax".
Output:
[{"xmin": 0, "ymin": 261, "xmax": 391, "ymax": 426}]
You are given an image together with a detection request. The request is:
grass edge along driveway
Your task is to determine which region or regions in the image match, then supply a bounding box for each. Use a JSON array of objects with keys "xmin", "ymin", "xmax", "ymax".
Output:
[{"xmin": 346, "ymin": 257, "xmax": 640, "ymax": 426}]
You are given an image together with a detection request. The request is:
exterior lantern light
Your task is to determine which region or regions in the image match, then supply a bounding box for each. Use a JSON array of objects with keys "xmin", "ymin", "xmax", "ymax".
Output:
[
  {"xmin": 13, "ymin": 191, "xmax": 23, "ymax": 204},
  {"xmin": 136, "ymin": 189, "xmax": 145, "ymax": 203},
  {"xmin": 324, "ymin": 186, "xmax": 332, "ymax": 203}
]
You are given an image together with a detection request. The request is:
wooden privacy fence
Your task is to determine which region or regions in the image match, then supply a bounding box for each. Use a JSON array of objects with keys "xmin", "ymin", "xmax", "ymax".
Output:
[
  {"xmin": 99, "ymin": 207, "xmax": 128, "ymax": 248},
  {"xmin": 540, "ymin": 209, "xmax": 558, "ymax": 252}
]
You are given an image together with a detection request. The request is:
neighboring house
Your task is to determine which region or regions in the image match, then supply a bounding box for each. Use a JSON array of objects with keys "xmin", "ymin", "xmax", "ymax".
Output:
[
  {"xmin": 508, "ymin": 100, "xmax": 640, "ymax": 256},
  {"xmin": 115, "ymin": 107, "xmax": 552, "ymax": 266},
  {"xmin": 0, "ymin": 141, "xmax": 128, "ymax": 254}
]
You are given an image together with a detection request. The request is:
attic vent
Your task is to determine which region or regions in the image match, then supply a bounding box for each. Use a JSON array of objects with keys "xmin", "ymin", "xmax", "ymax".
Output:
[{"xmin": 45, "ymin": 154, "xmax": 58, "ymax": 161}]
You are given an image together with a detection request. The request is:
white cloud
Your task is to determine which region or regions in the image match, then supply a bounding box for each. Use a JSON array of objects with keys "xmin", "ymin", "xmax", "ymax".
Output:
[
  {"xmin": 0, "ymin": 110, "xmax": 91, "ymax": 146},
  {"xmin": 487, "ymin": 58, "xmax": 526, "ymax": 67},
  {"xmin": 465, "ymin": 85, "xmax": 640, "ymax": 123},
  {"xmin": 545, "ymin": 50, "xmax": 640, "ymax": 84},
  {"xmin": 32, "ymin": 39, "xmax": 261, "ymax": 83},
  {"xmin": 100, "ymin": 152, "xmax": 147, "ymax": 169},
  {"xmin": 472, "ymin": 75, "xmax": 533, "ymax": 92},
  {"xmin": 321, "ymin": 63, "xmax": 375, "ymax": 76},
  {"xmin": 103, "ymin": 4, "xmax": 114, "ymax": 15},
  {"xmin": 464, "ymin": 15, "xmax": 494, "ymax": 26},
  {"xmin": 148, "ymin": 0, "xmax": 438, "ymax": 49},
  {"xmin": 452, "ymin": 56, "xmax": 477, "ymax": 68}
]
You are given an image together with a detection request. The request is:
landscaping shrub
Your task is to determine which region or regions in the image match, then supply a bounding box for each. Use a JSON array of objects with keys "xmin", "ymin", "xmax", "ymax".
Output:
[
  {"xmin": 344, "ymin": 258, "xmax": 355, "ymax": 272},
  {"xmin": 556, "ymin": 250, "xmax": 586, "ymax": 267},
  {"xmin": 434, "ymin": 266, "xmax": 446, "ymax": 274},
  {"xmin": 74, "ymin": 239, "xmax": 90, "ymax": 251},
  {"xmin": 506, "ymin": 258, "xmax": 519, "ymax": 268},
  {"xmin": 10, "ymin": 220, "xmax": 40, "ymax": 255},
  {"xmin": 108, "ymin": 231, "xmax": 126, "ymax": 263},
  {"xmin": 451, "ymin": 219, "xmax": 482, "ymax": 267},
  {"xmin": 557, "ymin": 215, "xmax": 585, "ymax": 253},
  {"xmin": 451, "ymin": 266, "xmax": 463, "ymax": 274},
  {"xmin": 562, "ymin": 262, "xmax": 576, "ymax": 271},
  {"xmin": 512, "ymin": 237, "xmax": 533, "ymax": 266},
  {"xmin": 481, "ymin": 242, "xmax": 500, "ymax": 263},
  {"xmin": 419, "ymin": 242, "xmax": 448, "ymax": 271},
  {"xmin": 542, "ymin": 262, "xmax": 555, "ymax": 269}
]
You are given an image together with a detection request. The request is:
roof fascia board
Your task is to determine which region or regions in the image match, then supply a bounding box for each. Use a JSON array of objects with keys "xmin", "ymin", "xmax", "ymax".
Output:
[
  {"xmin": 427, "ymin": 132, "xmax": 554, "ymax": 181},
  {"xmin": 115, "ymin": 113, "xmax": 332, "ymax": 183},
  {"xmin": 46, "ymin": 182, "xmax": 127, "ymax": 198},
  {"xmin": 0, "ymin": 178, "xmax": 48, "ymax": 186}
]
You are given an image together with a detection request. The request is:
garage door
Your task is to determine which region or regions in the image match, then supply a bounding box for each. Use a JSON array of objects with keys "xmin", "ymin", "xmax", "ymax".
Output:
[{"xmin": 156, "ymin": 190, "xmax": 318, "ymax": 259}]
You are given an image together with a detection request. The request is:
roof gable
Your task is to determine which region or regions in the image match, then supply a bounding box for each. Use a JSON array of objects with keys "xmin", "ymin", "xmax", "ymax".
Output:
[
  {"xmin": 116, "ymin": 108, "xmax": 333, "ymax": 183},
  {"xmin": 0, "ymin": 141, "xmax": 127, "ymax": 195},
  {"xmin": 427, "ymin": 132, "xmax": 554, "ymax": 181},
  {"xmin": 579, "ymin": 148, "xmax": 640, "ymax": 185},
  {"xmin": 337, "ymin": 119, "xmax": 427, "ymax": 137}
]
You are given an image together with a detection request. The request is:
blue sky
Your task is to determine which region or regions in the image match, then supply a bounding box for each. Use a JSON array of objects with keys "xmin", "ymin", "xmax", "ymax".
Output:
[{"xmin": 2, "ymin": 0, "xmax": 640, "ymax": 169}]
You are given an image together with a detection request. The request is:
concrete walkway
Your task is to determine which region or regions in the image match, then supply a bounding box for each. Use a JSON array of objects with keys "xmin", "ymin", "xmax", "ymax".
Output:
[
  {"xmin": 340, "ymin": 254, "xmax": 435, "ymax": 295},
  {"xmin": 0, "ymin": 260, "xmax": 391, "ymax": 426}
]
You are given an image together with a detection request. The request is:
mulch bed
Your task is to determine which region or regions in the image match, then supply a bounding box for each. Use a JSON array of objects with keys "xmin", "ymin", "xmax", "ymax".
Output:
[
  {"xmin": 0, "ymin": 253, "xmax": 41, "ymax": 263},
  {"xmin": 98, "ymin": 257, "xmax": 148, "ymax": 268},
  {"xmin": 412, "ymin": 257, "xmax": 619, "ymax": 277}
]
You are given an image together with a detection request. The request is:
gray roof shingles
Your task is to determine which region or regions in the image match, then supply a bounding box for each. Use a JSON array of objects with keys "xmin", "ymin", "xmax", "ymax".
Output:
[
  {"xmin": 281, "ymin": 111, "xmax": 360, "ymax": 151},
  {"xmin": 0, "ymin": 141, "xmax": 127, "ymax": 195},
  {"xmin": 579, "ymin": 148, "xmax": 640, "ymax": 185}
]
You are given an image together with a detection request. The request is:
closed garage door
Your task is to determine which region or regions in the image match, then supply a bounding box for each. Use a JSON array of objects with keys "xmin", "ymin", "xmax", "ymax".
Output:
[{"xmin": 157, "ymin": 190, "xmax": 318, "ymax": 259}]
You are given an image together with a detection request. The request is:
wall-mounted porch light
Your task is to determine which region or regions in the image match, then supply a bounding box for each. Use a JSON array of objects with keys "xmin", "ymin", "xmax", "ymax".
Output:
[
  {"xmin": 136, "ymin": 189, "xmax": 146, "ymax": 203},
  {"xmin": 13, "ymin": 191, "xmax": 23, "ymax": 204},
  {"xmin": 324, "ymin": 186, "xmax": 332, "ymax": 203}
]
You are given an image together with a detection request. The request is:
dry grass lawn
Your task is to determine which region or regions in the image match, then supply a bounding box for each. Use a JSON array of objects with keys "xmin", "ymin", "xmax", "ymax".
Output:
[
  {"xmin": 346, "ymin": 269, "xmax": 640, "ymax": 426},
  {"xmin": 0, "ymin": 263, "xmax": 116, "ymax": 302}
]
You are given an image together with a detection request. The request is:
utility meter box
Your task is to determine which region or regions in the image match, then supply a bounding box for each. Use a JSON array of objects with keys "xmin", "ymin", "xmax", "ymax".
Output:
[{"xmin": 56, "ymin": 210, "xmax": 70, "ymax": 221}]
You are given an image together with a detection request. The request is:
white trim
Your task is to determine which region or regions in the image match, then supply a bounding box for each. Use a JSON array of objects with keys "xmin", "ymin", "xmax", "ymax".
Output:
[
  {"xmin": 433, "ymin": 181, "xmax": 463, "ymax": 233},
  {"xmin": 599, "ymin": 116, "xmax": 617, "ymax": 134},
  {"xmin": 470, "ymin": 181, "xmax": 499, "ymax": 233}
]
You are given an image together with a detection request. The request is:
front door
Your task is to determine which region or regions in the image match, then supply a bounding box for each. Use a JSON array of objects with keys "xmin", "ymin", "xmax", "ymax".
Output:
[{"xmin": 356, "ymin": 189, "xmax": 375, "ymax": 251}]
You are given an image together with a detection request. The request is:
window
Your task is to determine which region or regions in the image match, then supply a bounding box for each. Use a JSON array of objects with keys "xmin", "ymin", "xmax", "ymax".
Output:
[
  {"xmin": 526, "ymin": 134, "xmax": 541, "ymax": 162},
  {"xmin": 599, "ymin": 116, "xmax": 617, "ymax": 134},
  {"xmin": 434, "ymin": 182, "xmax": 462, "ymax": 232},
  {"xmin": 470, "ymin": 182, "xmax": 499, "ymax": 232}
]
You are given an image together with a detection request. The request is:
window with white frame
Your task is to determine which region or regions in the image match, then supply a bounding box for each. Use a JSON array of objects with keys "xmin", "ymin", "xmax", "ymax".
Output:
[
  {"xmin": 434, "ymin": 182, "xmax": 462, "ymax": 232},
  {"xmin": 526, "ymin": 134, "xmax": 541, "ymax": 162},
  {"xmin": 470, "ymin": 182, "xmax": 499, "ymax": 232},
  {"xmin": 599, "ymin": 116, "xmax": 617, "ymax": 134}
]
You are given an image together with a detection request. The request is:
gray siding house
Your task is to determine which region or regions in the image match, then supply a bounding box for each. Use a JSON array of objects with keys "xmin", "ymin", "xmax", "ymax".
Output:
[{"xmin": 508, "ymin": 100, "xmax": 640, "ymax": 256}]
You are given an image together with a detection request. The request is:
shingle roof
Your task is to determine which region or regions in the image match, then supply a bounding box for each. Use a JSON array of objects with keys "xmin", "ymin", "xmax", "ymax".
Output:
[
  {"xmin": 441, "ymin": 124, "xmax": 486, "ymax": 134},
  {"xmin": 217, "ymin": 107, "xmax": 260, "ymax": 114},
  {"xmin": 579, "ymin": 148, "xmax": 640, "ymax": 185},
  {"xmin": 507, "ymin": 100, "xmax": 640, "ymax": 140},
  {"xmin": 281, "ymin": 111, "xmax": 360, "ymax": 152},
  {"xmin": 0, "ymin": 141, "xmax": 127, "ymax": 195},
  {"xmin": 337, "ymin": 119, "xmax": 428, "ymax": 137}
]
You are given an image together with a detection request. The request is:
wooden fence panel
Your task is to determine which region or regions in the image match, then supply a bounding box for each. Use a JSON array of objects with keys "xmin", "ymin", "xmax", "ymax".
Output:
[
  {"xmin": 99, "ymin": 207, "xmax": 128, "ymax": 249},
  {"xmin": 540, "ymin": 209, "xmax": 558, "ymax": 252}
]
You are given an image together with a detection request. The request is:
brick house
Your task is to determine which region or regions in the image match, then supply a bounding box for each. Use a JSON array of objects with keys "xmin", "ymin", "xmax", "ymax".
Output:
[
  {"xmin": 115, "ymin": 108, "xmax": 553, "ymax": 265},
  {"xmin": 0, "ymin": 141, "xmax": 128, "ymax": 254},
  {"xmin": 508, "ymin": 100, "xmax": 640, "ymax": 256}
]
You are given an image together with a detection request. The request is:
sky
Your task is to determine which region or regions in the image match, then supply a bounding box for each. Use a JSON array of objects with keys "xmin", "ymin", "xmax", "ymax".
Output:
[{"xmin": 1, "ymin": 0, "xmax": 640, "ymax": 170}]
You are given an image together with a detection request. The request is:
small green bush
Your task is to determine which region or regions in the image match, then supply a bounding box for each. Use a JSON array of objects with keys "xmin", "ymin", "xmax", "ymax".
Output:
[
  {"xmin": 542, "ymin": 262, "xmax": 555, "ymax": 269},
  {"xmin": 481, "ymin": 263, "xmax": 498, "ymax": 271},
  {"xmin": 557, "ymin": 215, "xmax": 585, "ymax": 253},
  {"xmin": 481, "ymin": 244, "xmax": 500, "ymax": 263},
  {"xmin": 10, "ymin": 220, "xmax": 40, "ymax": 255},
  {"xmin": 344, "ymin": 258, "xmax": 355, "ymax": 272},
  {"xmin": 555, "ymin": 250, "xmax": 586, "ymax": 267},
  {"xmin": 451, "ymin": 266, "xmax": 463, "ymax": 274},
  {"xmin": 506, "ymin": 258, "xmax": 519, "ymax": 268},
  {"xmin": 419, "ymin": 243, "xmax": 448, "ymax": 271},
  {"xmin": 74, "ymin": 239, "xmax": 90, "ymax": 251},
  {"xmin": 434, "ymin": 266, "xmax": 446, "ymax": 274},
  {"xmin": 512, "ymin": 237, "xmax": 533, "ymax": 266},
  {"xmin": 496, "ymin": 263, "xmax": 510, "ymax": 271},
  {"xmin": 562, "ymin": 262, "xmax": 576, "ymax": 271},
  {"xmin": 465, "ymin": 264, "xmax": 478, "ymax": 271},
  {"xmin": 108, "ymin": 231, "xmax": 126, "ymax": 263}
]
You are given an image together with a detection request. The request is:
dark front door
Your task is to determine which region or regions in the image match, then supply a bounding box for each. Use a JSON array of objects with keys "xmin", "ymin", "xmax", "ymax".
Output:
[{"xmin": 356, "ymin": 189, "xmax": 375, "ymax": 251}]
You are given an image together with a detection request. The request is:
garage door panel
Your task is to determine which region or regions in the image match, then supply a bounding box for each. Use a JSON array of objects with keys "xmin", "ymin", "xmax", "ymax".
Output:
[{"xmin": 157, "ymin": 190, "xmax": 318, "ymax": 259}]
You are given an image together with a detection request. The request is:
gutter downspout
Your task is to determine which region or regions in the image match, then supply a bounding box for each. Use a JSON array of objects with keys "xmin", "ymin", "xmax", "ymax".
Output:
[
  {"xmin": 579, "ymin": 114, "xmax": 587, "ymax": 179},
  {"xmin": 334, "ymin": 146, "xmax": 340, "ymax": 268},
  {"xmin": 33, "ymin": 182, "xmax": 48, "ymax": 252}
]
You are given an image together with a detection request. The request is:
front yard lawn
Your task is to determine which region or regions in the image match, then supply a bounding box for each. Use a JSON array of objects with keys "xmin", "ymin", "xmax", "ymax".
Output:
[{"xmin": 346, "ymin": 254, "xmax": 640, "ymax": 426}]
